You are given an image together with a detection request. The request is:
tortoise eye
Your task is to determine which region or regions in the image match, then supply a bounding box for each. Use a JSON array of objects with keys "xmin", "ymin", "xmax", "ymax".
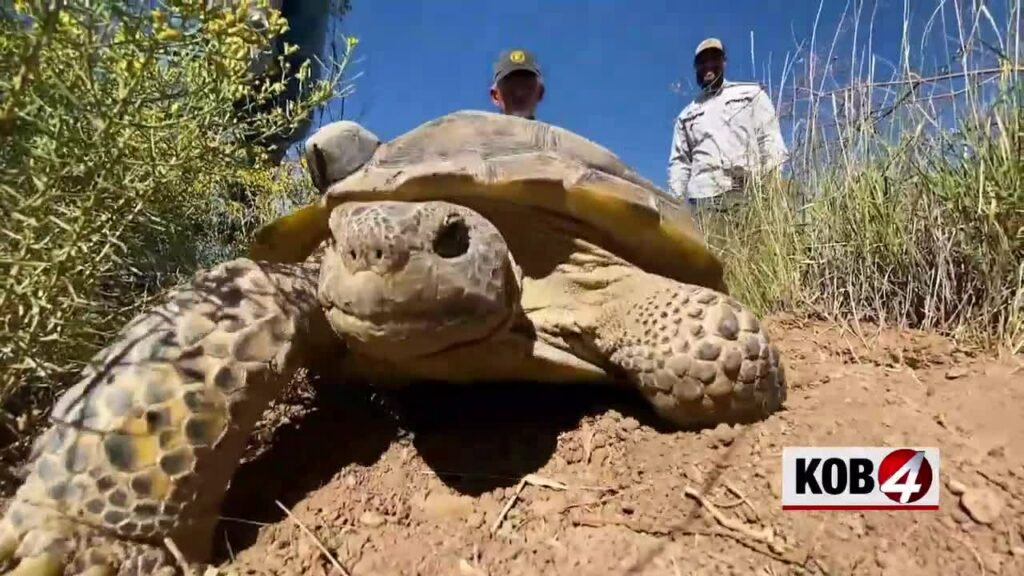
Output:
[{"xmin": 433, "ymin": 215, "xmax": 470, "ymax": 258}]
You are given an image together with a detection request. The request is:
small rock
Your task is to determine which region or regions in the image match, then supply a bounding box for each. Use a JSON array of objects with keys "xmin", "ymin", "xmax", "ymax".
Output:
[
  {"xmin": 458, "ymin": 559, "xmax": 488, "ymax": 576},
  {"xmin": 418, "ymin": 492, "xmax": 475, "ymax": 520},
  {"xmin": 465, "ymin": 511, "xmax": 485, "ymax": 528},
  {"xmin": 738, "ymin": 504, "xmax": 759, "ymax": 523},
  {"xmin": 1011, "ymin": 547, "xmax": 1024, "ymax": 557},
  {"xmin": 530, "ymin": 494, "xmax": 567, "ymax": 517},
  {"xmin": 960, "ymin": 488, "xmax": 1004, "ymax": 524},
  {"xmin": 984, "ymin": 552, "xmax": 1004, "ymax": 574},
  {"xmin": 945, "ymin": 367, "xmax": 968, "ymax": 380},
  {"xmin": 619, "ymin": 417, "xmax": 640, "ymax": 432},
  {"xmin": 714, "ymin": 423, "xmax": 738, "ymax": 446},
  {"xmin": 950, "ymin": 505, "xmax": 972, "ymax": 524},
  {"xmin": 358, "ymin": 511, "xmax": 386, "ymax": 527},
  {"xmin": 768, "ymin": 474, "xmax": 783, "ymax": 499},
  {"xmin": 686, "ymin": 464, "xmax": 704, "ymax": 484},
  {"xmin": 947, "ymin": 478, "xmax": 968, "ymax": 495}
]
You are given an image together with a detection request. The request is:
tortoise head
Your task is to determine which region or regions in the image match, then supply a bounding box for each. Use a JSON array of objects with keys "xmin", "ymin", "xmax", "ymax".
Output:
[{"xmin": 318, "ymin": 200, "xmax": 522, "ymax": 361}]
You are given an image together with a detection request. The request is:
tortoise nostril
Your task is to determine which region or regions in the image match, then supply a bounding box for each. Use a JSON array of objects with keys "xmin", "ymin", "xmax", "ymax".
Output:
[
  {"xmin": 349, "ymin": 250, "xmax": 357, "ymax": 260},
  {"xmin": 433, "ymin": 215, "xmax": 470, "ymax": 258},
  {"xmin": 375, "ymin": 249, "xmax": 383, "ymax": 260}
]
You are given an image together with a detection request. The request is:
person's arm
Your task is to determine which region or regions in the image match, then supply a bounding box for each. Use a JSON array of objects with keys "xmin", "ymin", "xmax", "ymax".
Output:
[
  {"xmin": 752, "ymin": 89, "xmax": 788, "ymax": 171},
  {"xmin": 667, "ymin": 112, "xmax": 692, "ymax": 199}
]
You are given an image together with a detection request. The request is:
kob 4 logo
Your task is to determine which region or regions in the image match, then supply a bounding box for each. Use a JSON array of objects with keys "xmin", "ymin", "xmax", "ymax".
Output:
[{"xmin": 781, "ymin": 447, "xmax": 940, "ymax": 510}]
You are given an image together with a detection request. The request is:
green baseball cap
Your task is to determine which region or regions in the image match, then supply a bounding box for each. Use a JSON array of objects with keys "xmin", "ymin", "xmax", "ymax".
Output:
[{"xmin": 493, "ymin": 48, "xmax": 542, "ymax": 83}]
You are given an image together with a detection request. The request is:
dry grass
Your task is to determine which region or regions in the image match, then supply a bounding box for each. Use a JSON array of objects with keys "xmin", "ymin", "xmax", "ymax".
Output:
[{"xmin": 698, "ymin": 0, "xmax": 1023, "ymax": 354}]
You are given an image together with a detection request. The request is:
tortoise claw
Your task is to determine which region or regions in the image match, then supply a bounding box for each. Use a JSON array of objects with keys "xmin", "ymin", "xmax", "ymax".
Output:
[
  {"xmin": 4, "ymin": 555, "xmax": 63, "ymax": 576},
  {"xmin": 0, "ymin": 514, "xmax": 174, "ymax": 576}
]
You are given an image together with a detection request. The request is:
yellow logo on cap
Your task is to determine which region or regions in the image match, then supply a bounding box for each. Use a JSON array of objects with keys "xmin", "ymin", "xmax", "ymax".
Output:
[{"xmin": 509, "ymin": 50, "xmax": 526, "ymax": 63}]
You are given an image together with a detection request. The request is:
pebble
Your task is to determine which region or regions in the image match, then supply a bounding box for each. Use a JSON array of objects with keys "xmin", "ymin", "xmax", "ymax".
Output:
[
  {"xmin": 418, "ymin": 492, "xmax": 475, "ymax": 520},
  {"xmin": 465, "ymin": 511, "xmax": 485, "ymax": 529},
  {"xmin": 358, "ymin": 511, "xmax": 386, "ymax": 527},
  {"xmin": 946, "ymin": 478, "xmax": 967, "ymax": 495},
  {"xmin": 949, "ymin": 505, "xmax": 972, "ymax": 524},
  {"xmin": 768, "ymin": 474, "xmax": 783, "ymax": 499},
  {"xmin": 945, "ymin": 367, "xmax": 968, "ymax": 380},
  {"xmin": 714, "ymin": 423, "xmax": 739, "ymax": 446},
  {"xmin": 619, "ymin": 417, "xmax": 640, "ymax": 433},
  {"xmin": 960, "ymin": 488, "xmax": 1004, "ymax": 524},
  {"xmin": 984, "ymin": 552, "xmax": 1004, "ymax": 575}
]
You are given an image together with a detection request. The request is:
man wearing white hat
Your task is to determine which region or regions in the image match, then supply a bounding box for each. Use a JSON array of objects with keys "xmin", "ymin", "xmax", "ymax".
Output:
[{"xmin": 667, "ymin": 38, "xmax": 788, "ymax": 210}]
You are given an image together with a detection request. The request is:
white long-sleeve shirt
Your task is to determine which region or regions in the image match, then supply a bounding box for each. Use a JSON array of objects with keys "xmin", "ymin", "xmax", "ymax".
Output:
[{"xmin": 667, "ymin": 80, "xmax": 788, "ymax": 200}]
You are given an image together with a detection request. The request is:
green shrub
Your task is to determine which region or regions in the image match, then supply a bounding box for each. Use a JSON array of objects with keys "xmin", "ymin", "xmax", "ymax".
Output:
[{"xmin": 0, "ymin": 0, "xmax": 354, "ymax": 438}]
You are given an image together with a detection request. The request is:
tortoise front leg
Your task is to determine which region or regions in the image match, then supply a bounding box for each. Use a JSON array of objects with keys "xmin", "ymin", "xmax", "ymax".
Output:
[
  {"xmin": 587, "ymin": 273, "xmax": 787, "ymax": 428},
  {"xmin": 0, "ymin": 258, "xmax": 331, "ymax": 575}
]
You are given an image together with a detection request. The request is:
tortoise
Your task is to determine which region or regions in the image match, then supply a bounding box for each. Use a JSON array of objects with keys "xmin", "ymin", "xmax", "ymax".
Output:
[{"xmin": 0, "ymin": 110, "xmax": 786, "ymax": 574}]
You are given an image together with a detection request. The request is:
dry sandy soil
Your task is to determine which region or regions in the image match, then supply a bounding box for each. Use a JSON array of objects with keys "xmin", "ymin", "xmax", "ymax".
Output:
[
  {"xmin": 205, "ymin": 316, "xmax": 1024, "ymax": 576},
  {"xmin": 1, "ymin": 316, "xmax": 1021, "ymax": 575}
]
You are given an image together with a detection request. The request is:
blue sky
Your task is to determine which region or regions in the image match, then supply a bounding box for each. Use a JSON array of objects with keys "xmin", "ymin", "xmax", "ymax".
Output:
[{"xmin": 304, "ymin": 0, "xmax": 1001, "ymax": 187}]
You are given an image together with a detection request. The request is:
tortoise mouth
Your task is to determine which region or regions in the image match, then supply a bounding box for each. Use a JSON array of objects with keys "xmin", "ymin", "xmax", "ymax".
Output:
[{"xmin": 317, "ymin": 200, "xmax": 521, "ymax": 361}]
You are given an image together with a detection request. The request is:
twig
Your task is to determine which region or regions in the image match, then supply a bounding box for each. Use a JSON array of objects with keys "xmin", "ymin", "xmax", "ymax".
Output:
[
  {"xmin": 684, "ymin": 486, "xmax": 775, "ymax": 543},
  {"xmin": 723, "ymin": 480, "xmax": 761, "ymax": 520},
  {"xmin": 570, "ymin": 514, "xmax": 805, "ymax": 566},
  {"xmin": 275, "ymin": 500, "xmax": 352, "ymax": 576},
  {"xmin": 490, "ymin": 474, "xmax": 568, "ymax": 534},
  {"xmin": 559, "ymin": 493, "xmax": 621, "ymax": 514},
  {"xmin": 163, "ymin": 537, "xmax": 194, "ymax": 576},
  {"xmin": 491, "ymin": 477, "xmax": 528, "ymax": 535},
  {"xmin": 952, "ymin": 535, "xmax": 986, "ymax": 576},
  {"xmin": 582, "ymin": 424, "xmax": 595, "ymax": 464},
  {"xmin": 976, "ymin": 470, "xmax": 1012, "ymax": 494},
  {"xmin": 224, "ymin": 532, "xmax": 235, "ymax": 564},
  {"xmin": 217, "ymin": 515, "xmax": 271, "ymax": 527}
]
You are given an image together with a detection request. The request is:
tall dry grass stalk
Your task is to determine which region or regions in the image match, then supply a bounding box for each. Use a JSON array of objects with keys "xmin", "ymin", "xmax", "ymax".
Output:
[{"xmin": 699, "ymin": 0, "xmax": 1022, "ymax": 353}]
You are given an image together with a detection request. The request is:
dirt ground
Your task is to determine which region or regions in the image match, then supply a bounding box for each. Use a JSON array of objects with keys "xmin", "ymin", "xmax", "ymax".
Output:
[
  {"xmin": 200, "ymin": 316, "xmax": 1023, "ymax": 576},
  {"xmin": 1, "ymin": 316, "xmax": 1021, "ymax": 575}
]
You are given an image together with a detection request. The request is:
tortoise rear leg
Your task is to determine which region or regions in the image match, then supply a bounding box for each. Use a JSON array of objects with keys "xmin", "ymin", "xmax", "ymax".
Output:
[
  {"xmin": 0, "ymin": 259, "xmax": 330, "ymax": 575},
  {"xmin": 589, "ymin": 274, "xmax": 786, "ymax": 428}
]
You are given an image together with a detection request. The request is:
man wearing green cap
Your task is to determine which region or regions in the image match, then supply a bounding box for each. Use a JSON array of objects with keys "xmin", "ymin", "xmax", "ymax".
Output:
[
  {"xmin": 490, "ymin": 48, "xmax": 545, "ymax": 120},
  {"xmin": 667, "ymin": 38, "xmax": 788, "ymax": 210}
]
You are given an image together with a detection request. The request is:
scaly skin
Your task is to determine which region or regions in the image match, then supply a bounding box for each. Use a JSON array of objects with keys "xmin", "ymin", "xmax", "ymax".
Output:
[
  {"xmin": 318, "ymin": 201, "xmax": 520, "ymax": 361},
  {"xmin": 326, "ymin": 199, "xmax": 786, "ymax": 426},
  {"xmin": 588, "ymin": 274, "xmax": 786, "ymax": 426},
  {"xmin": 0, "ymin": 259, "xmax": 329, "ymax": 575},
  {"xmin": 0, "ymin": 198, "xmax": 785, "ymax": 574}
]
